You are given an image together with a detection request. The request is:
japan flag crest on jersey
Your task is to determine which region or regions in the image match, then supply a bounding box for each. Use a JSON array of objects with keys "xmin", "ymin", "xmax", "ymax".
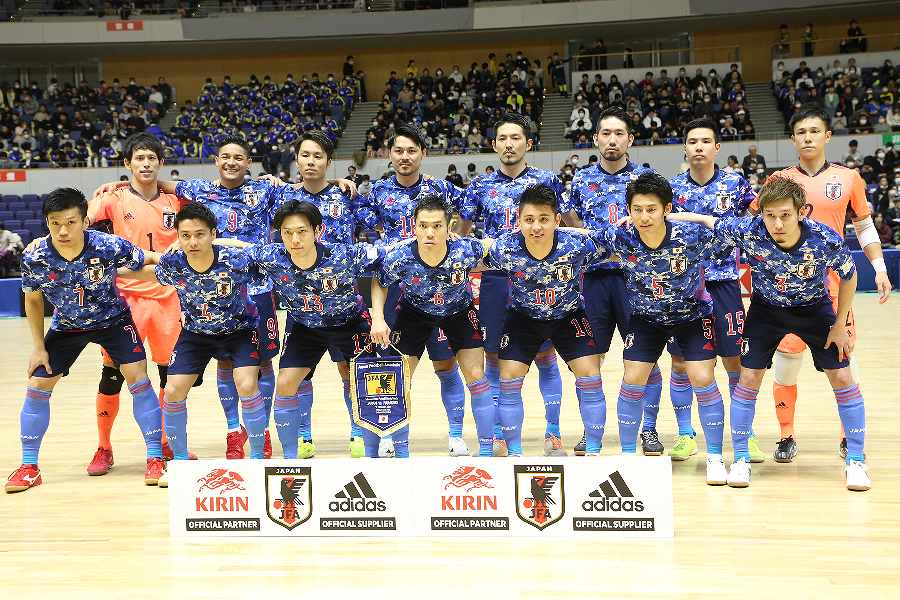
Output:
[
  {"xmin": 243, "ymin": 189, "xmax": 260, "ymax": 207},
  {"xmin": 825, "ymin": 182, "xmax": 843, "ymax": 201},
  {"xmin": 162, "ymin": 210, "xmax": 176, "ymax": 230}
]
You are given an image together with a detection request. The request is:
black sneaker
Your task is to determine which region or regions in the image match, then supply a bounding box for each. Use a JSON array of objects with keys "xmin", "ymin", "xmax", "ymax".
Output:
[
  {"xmin": 774, "ymin": 436, "xmax": 798, "ymax": 463},
  {"xmin": 574, "ymin": 432, "xmax": 586, "ymax": 456},
  {"xmin": 640, "ymin": 429, "xmax": 665, "ymax": 456}
]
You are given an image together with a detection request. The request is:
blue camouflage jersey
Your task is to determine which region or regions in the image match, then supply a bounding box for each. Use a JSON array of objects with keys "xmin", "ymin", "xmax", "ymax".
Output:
[
  {"xmin": 174, "ymin": 177, "xmax": 282, "ymax": 295},
  {"xmin": 486, "ymin": 229, "xmax": 609, "ymax": 320},
  {"xmin": 713, "ymin": 216, "xmax": 856, "ymax": 307},
  {"xmin": 277, "ymin": 183, "xmax": 359, "ymax": 244},
  {"xmin": 358, "ymin": 174, "xmax": 465, "ymax": 243},
  {"xmin": 155, "ymin": 246, "xmax": 258, "ymax": 335},
  {"xmin": 592, "ymin": 221, "xmax": 714, "ymax": 325},
  {"xmin": 670, "ymin": 167, "xmax": 756, "ymax": 281},
  {"xmin": 379, "ymin": 237, "xmax": 484, "ymax": 317},
  {"xmin": 22, "ymin": 230, "xmax": 145, "ymax": 331},
  {"xmin": 460, "ymin": 166, "xmax": 564, "ymax": 238},
  {"xmin": 250, "ymin": 242, "xmax": 383, "ymax": 328},
  {"xmin": 565, "ymin": 161, "xmax": 655, "ymax": 271}
]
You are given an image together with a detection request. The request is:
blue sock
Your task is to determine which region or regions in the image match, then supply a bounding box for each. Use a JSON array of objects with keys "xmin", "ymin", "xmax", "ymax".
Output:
[
  {"xmin": 162, "ymin": 397, "xmax": 189, "ymax": 460},
  {"xmin": 670, "ymin": 371, "xmax": 695, "ymax": 436},
  {"xmin": 535, "ymin": 353, "xmax": 562, "ymax": 437},
  {"xmin": 343, "ymin": 379, "xmax": 363, "ymax": 438},
  {"xmin": 20, "ymin": 387, "xmax": 51, "ymax": 465},
  {"xmin": 216, "ymin": 368, "xmax": 240, "ymax": 431},
  {"xmin": 240, "ymin": 391, "xmax": 267, "ymax": 458},
  {"xmin": 258, "ymin": 362, "xmax": 275, "ymax": 427},
  {"xmin": 695, "ymin": 382, "xmax": 725, "ymax": 455},
  {"xmin": 468, "ymin": 377, "xmax": 495, "ymax": 457},
  {"xmin": 498, "ymin": 377, "xmax": 525, "ymax": 455},
  {"xmin": 731, "ymin": 384, "xmax": 758, "ymax": 461},
  {"xmin": 835, "ymin": 384, "xmax": 866, "ymax": 462},
  {"xmin": 393, "ymin": 425, "xmax": 410, "ymax": 458},
  {"xmin": 296, "ymin": 379, "xmax": 313, "ymax": 440},
  {"xmin": 128, "ymin": 378, "xmax": 162, "ymax": 459},
  {"xmin": 576, "ymin": 375, "xmax": 606, "ymax": 453},
  {"xmin": 486, "ymin": 355, "xmax": 501, "ymax": 438},
  {"xmin": 640, "ymin": 366, "xmax": 663, "ymax": 432},
  {"xmin": 617, "ymin": 382, "xmax": 644, "ymax": 453},
  {"xmin": 727, "ymin": 370, "xmax": 754, "ymax": 437},
  {"xmin": 437, "ymin": 366, "xmax": 465, "ymax": 438},
  {"xmin": 273, "ymin": 395, "xmax": 299, "ymax": 459},
  {"xmin": 362, "ymin": 429, "xmax": 381, "ymax": 458}
]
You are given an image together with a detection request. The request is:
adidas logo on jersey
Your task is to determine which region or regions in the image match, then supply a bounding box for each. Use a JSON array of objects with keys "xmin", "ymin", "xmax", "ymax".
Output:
[
  {"xmin": 328, "ymin": 472, "xmax": 387, "ymax": 512},
  {"xmin": 582, "ymin": 470, "xmax": 645, "ymax": 512}
]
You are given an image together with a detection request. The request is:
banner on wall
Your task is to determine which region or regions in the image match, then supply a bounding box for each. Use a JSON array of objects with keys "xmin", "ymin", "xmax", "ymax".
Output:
[{"xmin": 0, "ymin": 170, "xmax": 26, "ymax": 183}]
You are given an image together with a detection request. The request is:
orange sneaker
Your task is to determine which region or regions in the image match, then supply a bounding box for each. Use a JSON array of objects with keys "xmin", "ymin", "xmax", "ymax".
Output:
[
  {"xmin": 263, "ymin": 429, "xmax": 272, "ymax": 459},
  {"xmin": 226, "ymin": 426, "xmax": 247, "ymax": 459},
  {"xmin": 87, "ymin": 447, "xmax": 114, "ymax": 476},
  {"xmin": 144, "ymin": 458, "xmax": 165, "ymax": 485},
  {"xmin": 162, "ymin": 439, "xmax": 198, "ymax": 461},
  {"xmin": 6, "ymin": 464, "xmax": 42, "ymax": 493}
]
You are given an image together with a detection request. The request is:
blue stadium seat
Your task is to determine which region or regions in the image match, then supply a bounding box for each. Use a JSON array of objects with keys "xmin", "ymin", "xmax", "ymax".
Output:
[
  {"xmin": 2, "ymin": 195, "xmax": 21, "ymax": 204},
  {"xmin": 7, "ymin": 201, "xmax": 25, "ymax": 212},
  {"xmin": 5, "ymin": 219, "xmax": 23, "ymax": 230},
  {"xmin": 22, "ymin": 194, "xmax": 41, "ymax": 205},
  {"xmin": 23, "ymin": 219, "xmax": 45, "ymax": 238},
  {"xmin": 0, "ymin": 211, "xmax": 13, "ymax": 222},
  {"xmin": 16, "ymin": 208, "xmax": 37, "ymax": 220},
  {"xmin": 15, "ymin": 229, "xmax": 32, "ymax": 245}
]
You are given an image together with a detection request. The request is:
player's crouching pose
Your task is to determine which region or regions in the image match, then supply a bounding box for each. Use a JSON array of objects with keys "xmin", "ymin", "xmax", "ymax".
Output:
[
  {"xmin": 369, "ymin": 195, "xmax": 493, "ymax": 457},
  {"xmin": 670, "ymin": 176, "xmax": 870, "ymax": 491},
  {"xmin": 7, "ymin": 188, "xmax": 165, "ymax": 493}
]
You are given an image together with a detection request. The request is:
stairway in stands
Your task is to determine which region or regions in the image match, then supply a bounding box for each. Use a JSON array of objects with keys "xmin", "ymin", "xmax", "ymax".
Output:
[
  {"xmin": 538, "ymin": 93, "xmax": 574, "ymax": 151},
  {"xmin": 745, "ymin": 81, "xmax": 785, "ymax": 138},
  {"xmin": 334, "ymin": 100, "xmax": 380, "ymax": 159}
]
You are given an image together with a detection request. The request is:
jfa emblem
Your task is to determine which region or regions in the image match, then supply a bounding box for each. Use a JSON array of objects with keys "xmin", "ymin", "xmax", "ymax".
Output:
[
  {"xmin": 556, "ymin": 264, "xmax": 574, "ymax": 282},
  {"xmin": 162, "ymin": 210, "xmax": 176, "ymax": 230},
  {"xmin": 322, "ymin": 277, "xmax": 338, "ymax": 292},
  {"xmin": 514, "ymin": 464, "xmax": 565, "ymax": 531},
  {"xmin": 499, "ymin": 334, "xmax": 510, "ymax": 349},
  {"xmin": 740, "ymin": 339, "xmax": 750, "ymax": 356},
  {"xmin": 624, "ymin": 333, "xmax": 634, "ymax": 349},
  {"xmin": 243, "ymin": 189, "xmax": 260, "ymax": 207},
  {"xmin": 670, "ymin": 248, "xmax": 687, "ymax": 275},
  {"xmin": 824, "ymin": 182, "xmax": 843, "ymax": 201},
  {"xmin": 265, "ymin": 466, "xmax": 312, "ymax": 531},
  {"xmin": 798, "ymin": 252, "xmax": 816, "ymax": 278},
  {"xmin": 216, "ymin": 275, "xmax": 233, "ymax": 297},
  {"xmin": 715, "ymin": 191, "xmax": 732, "ymax": 212},
  {"xmin": 87, "ymin": 264, "xmax": 105, "ymax": 283},
  {"xmin": 450, "ymin": 270, "xmax": 466, "ymax": 285},
  {"xmin": 329, "ymin": 202, "xmax": 342, "ymax": 218}
]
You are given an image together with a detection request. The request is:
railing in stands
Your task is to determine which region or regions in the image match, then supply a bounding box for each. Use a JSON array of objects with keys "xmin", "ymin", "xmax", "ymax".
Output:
[
  {"xmin": 770, "ymin": 31, "xmax": 900, "ymax": 60},
  {"xmin": 571, "ymin": 45, "xmax": 741, "ymax": 73}
]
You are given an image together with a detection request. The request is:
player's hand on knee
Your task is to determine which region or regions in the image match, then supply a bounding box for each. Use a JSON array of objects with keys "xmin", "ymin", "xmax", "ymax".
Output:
[
  {"xmin": 875, "ymin": 272, "xmax": 891, "ymax": 304},
  {"xmin": 825, "ymin": 324, "xmax": 853, "ymax": 361},
  {"xmin": 28, "ymin": 349, "xmax": 51, "ymax": 377},
  {"xmin": 370, "ymin": 319, "xmax": 392, "ymax": 348}
]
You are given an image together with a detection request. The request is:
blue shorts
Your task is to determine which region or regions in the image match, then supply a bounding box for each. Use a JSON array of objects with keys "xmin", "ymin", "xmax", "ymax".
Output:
[
  {"xmin": 624, "ymin": 315, "xmax": 716, "ymax": 363},
  {"xmin": 479, "ymin": 271, "xmax": 552, "ymax": 356},
  {"xmin": 668, "ymin": 280, "xmax": 745, "ymax": 358},
  {"xmin": 582, "ymin": 269, "xmax": 631, "ymax": 354},
  {"xmin": 392, "ymin": 302, "xmax": 483, "ymax": 358},
  {"xmin": 385, "ymin": 282, "xmax": 454, "ymax": 361},
  {"xmin": 169, "ymin": 328, "xmax": 261, "ymax": 375},
  {"xmin": 33, "ymin": 312, "xmax": 146, "ymax": 378},
  {"xmin": 280, "ymin": 316, "xmax": 371, "ymax": 370},
  {"xmin": 252, "ymin": 292, "xmax": 280, "ymax": 362},
  {"xmin": 741, "ymin": 296, "xmax": 848, "ymax": 371},
  {"xmin": 499, "ymin": 308, "xmax": 597, "ymax": 364}
]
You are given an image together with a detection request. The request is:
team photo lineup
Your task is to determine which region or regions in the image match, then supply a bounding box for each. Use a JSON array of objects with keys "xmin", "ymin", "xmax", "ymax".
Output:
[{"xmin": 7, "ymin": 92, "xmax": 893, "ymax": 497}]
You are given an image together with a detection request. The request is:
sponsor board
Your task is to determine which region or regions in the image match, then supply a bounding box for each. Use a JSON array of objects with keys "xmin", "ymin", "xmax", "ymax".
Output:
[{"xmin": 414, "ymin": 460, "xmax": 511, "ymax": 534}]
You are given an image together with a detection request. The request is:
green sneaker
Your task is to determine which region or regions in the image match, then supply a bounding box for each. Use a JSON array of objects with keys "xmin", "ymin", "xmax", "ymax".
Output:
[
  {"xmin": 298, "ymin": 438, "xmax": 317, "ymax": 459},
  {"xmin": 748, "ymin": 435, "xmax": 766, "ymax": 463},
  {"xmin": 668, "ymin": 434, "xmax": 698, "ymax": 461},
  {"xmin": 349, "ymin": 436, "xmax": 365, "ymax": 458}
]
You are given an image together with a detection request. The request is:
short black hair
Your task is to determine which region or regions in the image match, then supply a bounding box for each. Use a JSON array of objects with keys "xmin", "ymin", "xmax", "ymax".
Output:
[
  {"xmin": 274, "ymin": 200, "xmax": 323, "ymax": 230},
  {"xmin": 683, "ymin": 118, "xmax": 719, "ymax": 143},
  {"xmin": 123, "ymin": 132, "xmax": 164, "ymax": 162},
  {"xmin": 494, "ymin": 111, "xmax": 531, "ymax": 140},
  {"xmin": 43, "ymin": 187, "xmax": 88, "ymax": 218},
  {"xmin": 518, "ymin": 184, "xmax": 558, "ymax": 213},
  {"xmin": 597, "ymin": 107, "xmax": 632, "ymax": 134},
  {"xmin": 295, "ymin": 130, "xmax": 334, "ymax": 160},
  {"xmin": 413, "ymin": 194, "xmax": 451, "ymax": 222},
  {"xmin": 175, "ymin": 203, "xmax": 217, "ymax": 230},
  {"xmin": 388, "ymin": 124, "xmax": 428, "ymax": 150},
  {"xmin": 626, "ymin": 172, "xmax": 673, "ymax": 208},
  {"xmin": 217, "ymin": 134, "xmax": 251, "ymax": 156},
  {"xmin": 789, "ymin": 105, "xmax": 831, "ymax": 133}
]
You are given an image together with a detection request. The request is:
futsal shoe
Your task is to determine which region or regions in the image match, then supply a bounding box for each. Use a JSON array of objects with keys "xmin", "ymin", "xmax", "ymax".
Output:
[
  {"xmin": 573, "ymin": 432, "xmax": 587, "ymax": 456},
  {"xmin": 727, "ymin": 460, "xmax": 751, "ymax": 488},
  {"xmin": 640, "ymin": 429, "xmax": 665, "ymax": 456},
  {"xmin": 747, "ymin": 435, "xmax": 766, "ymax": 463},
  {"xmin": 5, "ymin": 464, "xmax": 41, "ymax": 493},
  {"xmin": 844, "ymin": 460, "xmax": 871, "ymax": 492},
  {"xmin": 225, "ymin": 426, "xmax": 248, "ymax": 459},
  {"xmin": 449, "ymin": 436, "xmax": 470, "ymax": 457},
  {"xmin": 144, "ymin": 457, "xmax": 166, "ymax": 486},
  {"xmin": 492, "ymin": 438, "xmax": 509, "ymax": 457},
  {"xmin": 162, "ymin": 439, "xmax": 198, "ymax": 461},
  {"xmin": 157, "ymin": 468, "xmax": 169, "ymax": 489},
  {"xmin": 263, "ymin": 430, "xmax": 273, "ymax": 459},
  {"xmin": 349, "ymin": 436, "xmax": 365, "ymax": 458},
  {"xmin": 774, "ymin": 436, "xmax": 798, "ymax": 463},
  {"xmin": 543, "ymin": 434, "xmax": 567, "ymax": 457},
  {"xmin": 298, "ymin": 438, "xmax": 316, "ymax": 459},
  {"xmin": 87, "ymin": 447, "xmax": 114, "ymax": 476},
  {"xmin": 378, "ymin": 436, "xmax": 395, "ymax": 458},
  {"xmin": 706, "ymin": 455, "xmax": 728, "ymax": 486},
  {"xmin": 668, "ymin": 435, "xmax": 698, "ymax": 461}
]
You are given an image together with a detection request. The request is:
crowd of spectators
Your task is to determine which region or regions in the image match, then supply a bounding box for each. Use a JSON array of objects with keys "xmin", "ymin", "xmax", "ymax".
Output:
[
  {"xmin": 845, "ymin": 140, "xmax": 900, "ymax": 247},
  {"xmin": 363, "ymin": 52, "xmax": 545, "ymax": 156},
  {"xmin": 774, "ymin": 19, "xmax": 869, "ymax": 59},
  {"xmin": 567, "ymin": 63, "xmax": 754, "ymax": 147}
]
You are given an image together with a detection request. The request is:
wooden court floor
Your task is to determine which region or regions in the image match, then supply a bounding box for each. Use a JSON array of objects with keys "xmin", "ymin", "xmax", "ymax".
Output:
[{"xmin": 1, "ymin": 293, "xmax": 898, "ymax": 599}]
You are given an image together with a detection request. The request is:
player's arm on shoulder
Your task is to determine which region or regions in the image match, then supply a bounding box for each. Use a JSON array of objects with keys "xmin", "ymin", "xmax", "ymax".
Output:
[
  {"xmin": 666, "ymin": 211, "xmax": 716, "ymax": 228},
  {"xmin": 117, "ymin": 264, "xmax": 159, "ymax": 282},
  {"xmin": 560, "ymin": 210, "xmax": 583, "ymax": 227},
  {"xmin": 91, "ymin": 179, "xmax": 129, "ymax": 200},
  {"xmin": 87, "ymin": 189, "xmax": 115, "ymax": 225},
  {"xmin": 213, "ymin": 238, "xmax": 254, "ymax": 248},
  {"xmin": 22, "ymin": 289, "xmax": 51, "ymax": 376},
  {"xmin": 851, "ymin": 215, "xmax": 892, "ymax": 303},
  {"xmin": 331, "ymin": 178, "xmax": 357, "ymax": 197}
]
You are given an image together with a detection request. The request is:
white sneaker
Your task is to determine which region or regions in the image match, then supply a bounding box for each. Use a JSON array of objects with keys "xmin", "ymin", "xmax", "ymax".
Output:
[
  {"xmin": 157, "ymin": 468, "xmax": 169, "ymax": 489},
  {"xmin": 845, "ymin": 460, "xmax": 871, "ymax": 491},
  {"xmin": 448, "ymin": 436, "xmax": 470, "ymax": 457},
  {"xmin": 378, "ymin": 436, "xmax": 395, "ymax": 458},
  {"xmin": 727, "ymin": 459, "xmax": 751, "ymax": 488},
  {"xmin": 706, "ymin": 454, "xmax": 727, "ymax": 486}
]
